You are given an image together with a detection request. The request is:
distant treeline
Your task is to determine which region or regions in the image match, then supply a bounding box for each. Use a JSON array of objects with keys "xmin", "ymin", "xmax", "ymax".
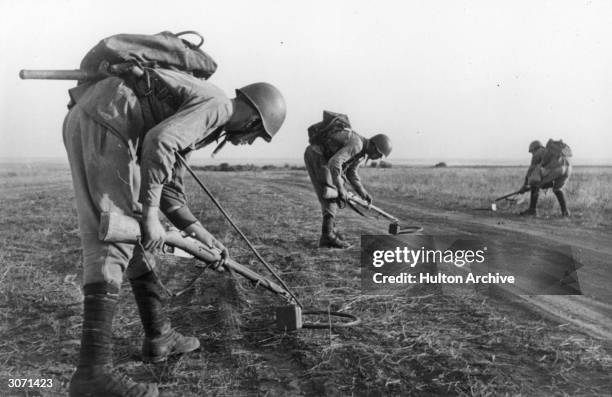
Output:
[
  {"xmin": 369, "ymin": 161, "xmax": 393, "ymax": 168},
  {"xmin": 191, "ymin": 163, "xmax": 307, "ymax": 172},
  {"xmin": 191, "ymin": 161, "xmax": 402, "ymax": 172},
  {"xmin": 192, "ymin": 161, "xmax": 400, "ymax": 172}
]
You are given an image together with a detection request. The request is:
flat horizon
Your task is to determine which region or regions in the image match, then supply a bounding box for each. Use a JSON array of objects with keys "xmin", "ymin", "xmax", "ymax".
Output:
[{"xmin": 1, "ymin": 156, "xmax": 611, "ymax": 167}]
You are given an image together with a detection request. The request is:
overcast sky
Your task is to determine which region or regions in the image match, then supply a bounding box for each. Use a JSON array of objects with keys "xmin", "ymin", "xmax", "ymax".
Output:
[{"xmin": 1, "ymin": 0, "xmax": 611, "ymax": 164}]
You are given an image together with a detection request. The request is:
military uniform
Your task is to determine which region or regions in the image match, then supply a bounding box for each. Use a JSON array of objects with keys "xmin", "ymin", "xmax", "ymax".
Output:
[
  {"xmin": 524, "ymin": 146, "xmax": 571, "ymax": 190},
  {"xmin": 523, "ymin": 145, "xmax": 571, "ymax": 216},
  {"xmin": 304, "ymin": 128, "xmax": 370, "ymax": 247},
  {"xmin": 64, "ymin": 69, "xmax": 232, "ymax": 397},
  {"xmin": 64, "ymin": 69, "xmax": 231, "ymax": 287},
  {"xmin": 304, "ymin": 129, "xmax": 369, "ymax": 216}
]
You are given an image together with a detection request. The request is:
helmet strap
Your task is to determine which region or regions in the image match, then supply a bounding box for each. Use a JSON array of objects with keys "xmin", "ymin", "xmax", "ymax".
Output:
[{"xmin": 211, "ymin": 133, "xmax": 228, "ymax": 158}]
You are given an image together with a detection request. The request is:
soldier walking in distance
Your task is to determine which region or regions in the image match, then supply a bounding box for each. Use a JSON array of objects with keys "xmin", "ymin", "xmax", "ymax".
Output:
[
  {"xmin": 304, "ymin": 111, "xmax": 392, "ymax": 249},
  {"xmin": 520, "ymin": 139, "xmax": 572, "ymax": 217},
  {"xmin": 64, "ymin": 66, "xmax": 286, "ymax": 396}
]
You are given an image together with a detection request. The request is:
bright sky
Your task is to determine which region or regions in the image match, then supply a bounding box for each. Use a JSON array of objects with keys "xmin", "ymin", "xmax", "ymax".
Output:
[{"xmin": 1, "ymin": 0, "xmax": 611, "ymax": 164}]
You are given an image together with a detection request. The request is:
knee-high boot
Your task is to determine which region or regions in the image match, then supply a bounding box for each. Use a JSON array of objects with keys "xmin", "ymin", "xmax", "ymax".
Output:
[
  {"xmin": 130, "ymin": 271, "xmax": 200, "ymax": 363},
  {"xmin": 520, "ymin": 188, "xmax": 539, "ymax": 216},
  {"xmin": 554, "ymin": 190, "xmax": 570, "ymax": 217},
  {"xmin": 319, "ymin": 214, "xmax": 351, "ymax": 249},
  {"xmin": 69, "ymin": 282, "xmax": 158, "ymax": 397}
]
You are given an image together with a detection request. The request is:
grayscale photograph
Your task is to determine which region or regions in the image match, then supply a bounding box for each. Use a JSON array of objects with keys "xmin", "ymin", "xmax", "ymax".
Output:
[{"xmin": 1, "ymin": 1, "xmax": 611, "ymax": 396}]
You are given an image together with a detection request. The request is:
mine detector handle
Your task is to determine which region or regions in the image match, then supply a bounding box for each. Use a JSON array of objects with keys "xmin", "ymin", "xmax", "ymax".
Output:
[
  {"xmin": 19, "ymin": 69, "xmax": 98, "ymax": 80},
  {"xmin": 19, "ymin": 63, "xmax": 142, "ymax": 80},
  {"xmin": 494, "ymin": 189, "xmax": 524, "ymax": 202},
  {"xmin": 99, "ymin": 212, "xmax": 292, "ymax": 302},
  {"xmin": 346, "ymin": 192, "xmax": 399, "ymax": 223}
]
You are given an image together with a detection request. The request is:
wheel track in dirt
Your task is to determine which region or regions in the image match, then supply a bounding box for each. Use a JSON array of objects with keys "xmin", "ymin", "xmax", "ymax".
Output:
[{"xmin": 254, "ymin": 173, "xmax": 612, "ymax": 341}]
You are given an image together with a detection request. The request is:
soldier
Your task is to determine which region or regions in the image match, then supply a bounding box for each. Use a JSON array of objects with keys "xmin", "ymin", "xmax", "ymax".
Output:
[
  {"xmin": 520, "ymin": 139, "xmax": 571, "ymax": 217},
  {"xmin": 304, "ymin": 111, "xmax": 392, "ymax": 248},
  {"xmin": 64, "ymin": 68, "xmax": 286, "ymax": 397}
]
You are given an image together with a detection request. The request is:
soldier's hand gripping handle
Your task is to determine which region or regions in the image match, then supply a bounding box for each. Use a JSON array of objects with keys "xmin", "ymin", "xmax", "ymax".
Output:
[
  {"xmin": 182, "ymin": 222, "xmax": 229, "ymax": 267},
  {"xmin": 141, "ymin": 205, "xmax": 165, "ymax": 251}
]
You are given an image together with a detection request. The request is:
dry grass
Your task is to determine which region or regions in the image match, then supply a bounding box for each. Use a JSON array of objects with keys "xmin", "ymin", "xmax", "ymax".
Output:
[
  {"xmin": 1, "ymin": 163, "xmax": 612, "ymax": 396},
  {"xmin": 360, "ymin": 166, "xmax": 612, "ymax": 228}
]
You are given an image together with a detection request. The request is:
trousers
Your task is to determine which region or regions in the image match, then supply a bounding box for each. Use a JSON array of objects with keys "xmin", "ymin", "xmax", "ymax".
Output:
[
  {"xmin": 304, "ymin": 145, "xmax": 338, "ymax": 217},
  {"xmin": 63, "ymin": 105, "xmax": 154, "ymax": 288}
]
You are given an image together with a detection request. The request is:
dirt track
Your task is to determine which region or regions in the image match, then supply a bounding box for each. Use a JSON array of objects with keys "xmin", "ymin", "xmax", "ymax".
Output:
[
  {"xmin": 1, "ymin": 167, "xmax": 612, "ymax": 396},
  {"xmin": 264, "ymin": 172, "xmax": 612, "ymax": 338}
]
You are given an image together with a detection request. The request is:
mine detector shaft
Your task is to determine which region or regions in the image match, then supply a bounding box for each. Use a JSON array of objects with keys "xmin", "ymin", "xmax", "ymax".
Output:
[
  {"xmin": 346, "ymin": 192, "xmax": 422, "ymax": 235},
  {"xmin": 495, "ymin": 189, "xmax": 525, "ymax": 202},
  {"xmin": 99, "ymin": 212, "xmax": 292, "ymax": 301}
]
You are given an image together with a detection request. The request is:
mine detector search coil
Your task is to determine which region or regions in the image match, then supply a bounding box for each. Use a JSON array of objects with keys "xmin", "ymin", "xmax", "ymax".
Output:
[
  {"xmin": 346, "ymin": 192, "xmax": 423, "ymax": 235},
  {"xmin": 473, "ymin": 189, "xmax": 526, "ymax": 212}
]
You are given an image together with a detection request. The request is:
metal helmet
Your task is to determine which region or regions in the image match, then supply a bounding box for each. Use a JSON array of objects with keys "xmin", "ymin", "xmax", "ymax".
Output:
[
  {"xmin": 370, "ymin": 134, "xmax": 393, "ymax": 157},
  {"xmin": 528, "ymin": 140, "xmax": 543, "ymax": 153},
  {"xmin": 235, "ymin": 82, "xmax": 287, "ymax": 141}
]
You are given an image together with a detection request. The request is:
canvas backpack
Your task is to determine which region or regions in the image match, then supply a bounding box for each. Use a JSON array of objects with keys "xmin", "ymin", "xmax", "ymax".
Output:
[
  {"xmin": 79, "ymin": 31, "xmax": 217, "ymax": 82},
  {"xmin": 308, "ymin": 110, "xmax": 352, "ymax": 145},
  {"xmin": 543, "ymin": 139, "xmax": 572, "ymax": 165}
]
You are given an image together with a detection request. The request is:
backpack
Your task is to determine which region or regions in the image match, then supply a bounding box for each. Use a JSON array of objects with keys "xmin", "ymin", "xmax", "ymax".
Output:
[
  {"xmin": 308, "ymin": 110, "xmax": 352, "ymax": 145},
  {"xmin": 79, "ymin": 31, "xmax": 217, "ymax": 81},
  {"xmin": 544, "ymin": 139, "xmax": 573, "ymax": 163}
]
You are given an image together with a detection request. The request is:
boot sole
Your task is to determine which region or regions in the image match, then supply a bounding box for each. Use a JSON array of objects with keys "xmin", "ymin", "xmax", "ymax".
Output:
[{"xmin": 143, "ymin": 340, "xmax": 200, "ymax": 364}]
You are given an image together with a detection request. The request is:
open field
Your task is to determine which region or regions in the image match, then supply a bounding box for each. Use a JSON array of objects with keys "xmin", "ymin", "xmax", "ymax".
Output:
[
  {"xmin": 361, "ymin": 166, "xmax": 612, "ymax": 230},
  {"xmin": 1, "ymin": 162, "xmax": 612, "ymax": 396}
]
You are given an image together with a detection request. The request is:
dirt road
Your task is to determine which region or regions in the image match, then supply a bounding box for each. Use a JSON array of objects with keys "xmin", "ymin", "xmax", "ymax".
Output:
[
  {"xmin": 258, "ymin": 172, "xmax": 612, "ymax": 339},
  {"xmin": 1, "ymin": 166, "xmax": 611, "ymax": 396}
]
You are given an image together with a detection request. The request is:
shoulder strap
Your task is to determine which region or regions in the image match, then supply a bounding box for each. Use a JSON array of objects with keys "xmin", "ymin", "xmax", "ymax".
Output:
[{"xmin": 342, "ymin": 136, "xmax": 368, "ymax": 171}]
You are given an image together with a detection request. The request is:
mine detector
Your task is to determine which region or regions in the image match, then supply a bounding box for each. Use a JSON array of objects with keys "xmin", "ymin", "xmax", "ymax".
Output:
[
  {"xmin": 100, "ymin": 211, "xmax": 359, "ymax": 332},
  {"xmin": 472, "ymin": 189, "xmax": 527, "ymax": 212},
  {"xmin": 346, "ymin": 192, "xmax": 423, "ymax": 235}
]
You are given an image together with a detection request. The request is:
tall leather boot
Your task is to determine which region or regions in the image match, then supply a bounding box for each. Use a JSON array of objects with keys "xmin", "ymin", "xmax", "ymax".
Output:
[
  {"xmin": 319, "ymin": 214, "xmax": 351, "ymax": 249},
  {"xmin": 554, "ymin": 190, "xmax": 570, "ymax": 217},
  {"xmin": 69, "ymin": 282, "xmax": 158, "ymax": 397},
  {"xmin": 130, "ymin": 271, "xmax": 200, "ymax": 363},
  {"xmin": 520, "ymin": 188, "xmax": 539, "ymax": 216},
  {"xmin": 332, "ymin": 219, "xmax": 347, "ymax": 242}
]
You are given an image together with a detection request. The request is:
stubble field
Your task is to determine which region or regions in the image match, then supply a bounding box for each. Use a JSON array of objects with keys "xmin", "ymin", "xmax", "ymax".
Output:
[{"xmin": 1, "ymin": 162, "xmax": 611, "ymax": 396}]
